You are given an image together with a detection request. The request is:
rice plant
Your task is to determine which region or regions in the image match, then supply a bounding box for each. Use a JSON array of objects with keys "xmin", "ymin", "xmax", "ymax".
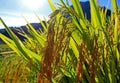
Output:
[{"xmin": 0, "ymin": 0, "xmax": 120, "ymax": 83}]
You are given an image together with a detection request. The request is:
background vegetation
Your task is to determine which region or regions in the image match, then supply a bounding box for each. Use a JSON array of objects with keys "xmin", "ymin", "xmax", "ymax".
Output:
[{"xmin": 0, "ymin": 0, "xmax": 120, "ymax": 83}]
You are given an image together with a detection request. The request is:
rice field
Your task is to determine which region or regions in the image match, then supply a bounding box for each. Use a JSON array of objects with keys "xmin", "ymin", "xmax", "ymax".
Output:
[{"xmin": 0, "ymin": 0, "xmax": 120, "ymax": 83}]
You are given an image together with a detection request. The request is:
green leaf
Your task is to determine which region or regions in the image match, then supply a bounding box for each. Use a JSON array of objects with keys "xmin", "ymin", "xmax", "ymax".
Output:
[
  {"xmin": 70, "ymin": 0, "xmax": 84, "ymax": 19},
  {"xmin": 48, "ymin": 0, "xmax": 56, "ymax": 11},
  {"xmin": 69, "ymin": 38, "xmax": 79, "ymax": 59}
]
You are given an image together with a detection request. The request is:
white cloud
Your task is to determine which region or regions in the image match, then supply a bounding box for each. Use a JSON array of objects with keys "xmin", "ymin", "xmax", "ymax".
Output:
[
  {"xmin": 21, "ymin": 0, "xmax": 48, "ymax": 11},
  {"xmin": 0, "ymin": 12, "xmax": 49, "ymax": 29},
  {"xmin": 0, "ymin": 16, "xmax": 26, "ymax": 28}
]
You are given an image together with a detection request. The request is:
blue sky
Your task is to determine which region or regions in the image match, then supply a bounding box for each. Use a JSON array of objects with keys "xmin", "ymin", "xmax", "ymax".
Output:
[{"xmin": 0, "ymin": 0, "xmax": 120, "ymax": 28}]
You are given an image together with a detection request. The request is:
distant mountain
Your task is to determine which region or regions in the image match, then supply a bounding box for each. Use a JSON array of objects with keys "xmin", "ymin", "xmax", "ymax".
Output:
[
  {"xmin": 65, "ymin": 1, "xmax": 111, "ymax": 19},
  {"xmin": 0, "ymin": 22, "xmax": 46, "ymax": 44},
  {"xmin": 80, "ymin": 1, "xmax": 111, "ymax": 19},
  {"xmin": 78, "ymin": 1, "xmax": 91, "ymax": 19}
]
